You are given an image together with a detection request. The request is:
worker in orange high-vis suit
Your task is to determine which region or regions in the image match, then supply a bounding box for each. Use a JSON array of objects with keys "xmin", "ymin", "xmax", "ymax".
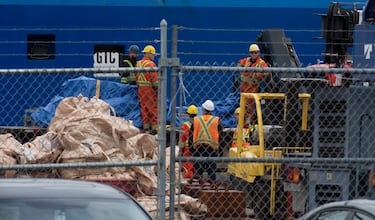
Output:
[
  {"xmin": 180, "ymin": 105, "xmax": 198, "ymax": 179},
  {"xmin": 189, "ymin": 100, "xmax": 223, "ymax": 182},
  {"xmin": 232, "ymin": 107, "xmax": 251, "ymax": 148},
  {"xmin": 136, "ymin": 45, "xmax": 158, "ymax": 134},
  {"xmin": 237, "ymin": 43, "xmax": 269, "ymax": 124}
]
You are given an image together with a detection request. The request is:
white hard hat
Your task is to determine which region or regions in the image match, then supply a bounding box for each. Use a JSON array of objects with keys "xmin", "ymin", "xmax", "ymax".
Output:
[{"xmin": 202, "ymin": 100, "xmax": 215, "ymax": 111}]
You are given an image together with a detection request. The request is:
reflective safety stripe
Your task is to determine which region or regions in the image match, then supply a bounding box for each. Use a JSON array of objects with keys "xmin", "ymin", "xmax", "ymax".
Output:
[
  {"xmin": 137, "ymin": 81, "xmax": 152, "ymax": 86},
  {"xmin": 122, "ymin": 75, "xmax": 136, "ymax": 84},
  {"xmin": 150, "ymin": 81, "xmax": 158, "ymax": 87},
  {"xmin": 127, "ymin": 74, "xmax": 136, "ymax": 82},
  {"xmin": 240, "ymin": 75, "xmax": 260, "ymax": 85},
  {"xmin": 249, "ymin": 124, "xmax": 258, "ymax": 132},
  {"xmin": 244, "ymin": 57, "xmax": 251, "ymax": 67},
  {"xmin": 241, "ymin": 59, "xmax": 265, "ymax": 85},
  {"xmin": 121, "ymin": 77, "xmax": 128, "ymax": 84},
  {"xmin": 232, "ymin": 128, "xmax": 251, "ymax": 148},
  {"xmin": 183, "ymin": 121, "xmax": 192, "ymax": 147},
  {"xmin": 136, "ymin": 60, "xmax": 153, "ymax": 86},
  {"xmin": 185, "ymin": 121, "xmax": 192, "ymax": 129},
  {"xmin": 122, "ymin": 60, "xmax": 136, "ymax": 84},
  {"xmin": 193, "ymin": 115, "xmax": 219, "ymax": 150},
  {"xmin": 123, "ymin": 60, "xmax": 134, "ymax": 68},
  {"xmin": 197, "ymin": 116, "xmax": 215, "ymax": 140}
]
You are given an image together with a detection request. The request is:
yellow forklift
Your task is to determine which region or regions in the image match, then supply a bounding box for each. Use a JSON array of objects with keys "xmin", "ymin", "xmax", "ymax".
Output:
[{"xmin": 227, "ymin": 92, "xmax": 311, "ymax": 219}]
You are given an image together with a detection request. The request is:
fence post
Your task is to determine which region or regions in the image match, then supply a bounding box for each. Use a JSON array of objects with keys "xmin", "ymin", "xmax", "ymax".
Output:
[
  {"xmin": 157, "ymin": 18, "xmax": 168, "ymax": 220},
  {"xmin": 169, "ymin": 24, "xmax": 179, "ymax": 219}
]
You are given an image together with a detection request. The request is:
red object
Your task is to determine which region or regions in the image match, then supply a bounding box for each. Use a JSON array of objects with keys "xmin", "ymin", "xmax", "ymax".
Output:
[
  {"xmin": 238, "ymin": 56, "xmax": 269, "ymax": 120},
  {"xmin": 307, "ymin": 63, "xmax": 352, "ymax": 87},
  {"xmin": 326, "ymin": 73, "xmax": 341, "ymax": 86},
  {"xmin": 181, "ymin": 121, "xmax": 194, "ymax": 178},
  {"xmin": 284, "ymin": 166, "xmax": 295, "ymax": 219},
  {"xmin": 136, "ymin": 57, "xmax": 158, "ymax": 131},
  {"xmin": 198, "ymin": 189, "xmax": 246, "ymax": 217},
  {"xmin": 182, "ymin": 180, "xmax": 246, "ymax": 218},
  {"xmin": 182, "ymin": 146, "xmax": 194, "ymax": 178},
  {"xmin": 87, "ymin": 179, "xmax": 138, "ymax": 199}
]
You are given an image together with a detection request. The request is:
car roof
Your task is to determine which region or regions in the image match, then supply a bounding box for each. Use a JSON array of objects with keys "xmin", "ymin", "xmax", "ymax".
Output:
[
  {"xmin": 300, "ymin": 199, "xmax": 375, "ymax": 219},
  {"xmin": 315, "ymin": 199, "xmax": 375, "ymax": 212},
  {"xmin": 0, "ymin": 178, "xmax": 129, "ymax": 200}
]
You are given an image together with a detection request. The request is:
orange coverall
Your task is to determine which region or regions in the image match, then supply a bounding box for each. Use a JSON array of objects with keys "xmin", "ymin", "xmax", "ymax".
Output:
[
  {"xmin": 237, "ymin": 56, "xmax": 268, "ymax": 121},
  {"xmin": 232, "ymin": 128, "xmax": 251, "ymax": 148},
  {"xmin": 181, "ymin": 120, "xmax": 194, "ymax": 178},
  {"xmin": 136, "ymin": 57, "xmax": 158, "ymax": 131}
]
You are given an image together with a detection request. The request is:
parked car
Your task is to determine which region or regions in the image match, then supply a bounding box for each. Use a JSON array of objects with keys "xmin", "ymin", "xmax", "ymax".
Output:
[
  {"xmin": 0, "ymin": 178, "xmax": 153, "ymax": 220},
  {"xmin": 297, "ymin": 199, "xmax": 375, "ymax": 220}
]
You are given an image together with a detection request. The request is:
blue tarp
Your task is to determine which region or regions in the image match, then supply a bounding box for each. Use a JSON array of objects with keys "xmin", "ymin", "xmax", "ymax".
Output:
[
  {"xmin": 31, "ymin": 76, "xmax": 142, "ymax": 128},
  {"xmin": 170, "ymin": 92, "xmax": 240, "ymax": 128},
  {"xmin": 31, "ymin": 76, "xmax": 239, "ymax": 129}
]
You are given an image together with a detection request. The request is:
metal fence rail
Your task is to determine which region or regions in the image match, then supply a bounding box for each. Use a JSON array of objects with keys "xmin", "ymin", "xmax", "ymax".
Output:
[
  {"xmin": 170, "ymin": 65, "xmax": 375, "ymax": 219},
  {"xmin": 0, "ymin": 20, "xmax": 375, "ymax": 220}
]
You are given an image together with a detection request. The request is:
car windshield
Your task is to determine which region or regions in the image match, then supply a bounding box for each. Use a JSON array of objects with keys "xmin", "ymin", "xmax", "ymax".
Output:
[{"xmin": 0, "ymin": 198, "xmax": 151, "ymax": 220}]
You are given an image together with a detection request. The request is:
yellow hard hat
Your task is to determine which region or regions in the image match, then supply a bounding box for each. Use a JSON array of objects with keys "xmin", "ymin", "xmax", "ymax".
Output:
[
  {"xmin": 187, "ymin": 105, "xmax": 198, "ymax": 115},
  {"xmin": 249, "ymin": 44, "xmax": 260, "ymax": 52},
  {"xmin": 235, "ymin": 107, "xmax": 240, "ymax": 114},
  {"xmin": 142, "ymin": 45, "xmax": 156, "ymax": 55}
]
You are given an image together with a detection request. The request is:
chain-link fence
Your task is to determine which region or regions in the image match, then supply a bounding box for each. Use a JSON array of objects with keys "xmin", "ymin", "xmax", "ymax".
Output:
[
  {"xmin": 168, "ymin": 23, "xmax": 375, "ymax": 220},
  {"xmin": 1, "ymin": 20, "xmax": 375, "ymax": 220},
  {"xmin": 0, "ymin": 67, "xmax": 166, "ymax": 218},
  {"xmin": 173, "ymin": 65, "xmax": 375, "ymax": 220}
]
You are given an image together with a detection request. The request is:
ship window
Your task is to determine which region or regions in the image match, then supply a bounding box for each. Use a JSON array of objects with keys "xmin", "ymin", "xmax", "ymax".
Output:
[{"xmin": 27, "ymin": 34, "xmax": 55, "ymax": 60}]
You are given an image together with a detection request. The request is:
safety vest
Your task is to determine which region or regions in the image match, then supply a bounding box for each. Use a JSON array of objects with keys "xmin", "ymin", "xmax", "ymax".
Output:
[
  {"xmin": 192, "ymin": 115, "xmax": 220, "ymax": 150},
  {"xmin": 121, "ymin": 59, "xmax": 136, "ymax": 84},
  {"xmin": 232, "ymin": 128, "xmax": 251, "ymax": 148},
  {"xmin": 182, "ymin": 121, "xmax": 192, "ymax": 147},
  {"xmin": 136, "ymin": 59, "xmax": 158, "ymax": 87},
  {"xmin": 240, "ymin": 58, "xmax": 266, "ymax": 85},
  {"xmin": 249, "ymin": 123, "xmax": 258, "ymax": 133}
]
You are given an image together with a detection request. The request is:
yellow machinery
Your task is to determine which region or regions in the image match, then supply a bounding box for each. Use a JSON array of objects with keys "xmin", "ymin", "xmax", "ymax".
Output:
[{"xmin": 227, "ymin": 92, "xmax": 311, "ymax": 216}]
